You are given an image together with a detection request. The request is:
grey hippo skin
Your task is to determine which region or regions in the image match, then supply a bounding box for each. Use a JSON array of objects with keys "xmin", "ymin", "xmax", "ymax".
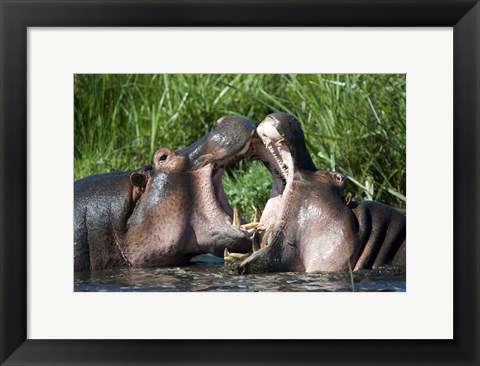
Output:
[
  {"xmin": 75, "ymin": 116, "xmax": 255, "ymax": 272},
  {"xmin": 238, "ymin": 112, "xmax": 406, "ymax": 273}
]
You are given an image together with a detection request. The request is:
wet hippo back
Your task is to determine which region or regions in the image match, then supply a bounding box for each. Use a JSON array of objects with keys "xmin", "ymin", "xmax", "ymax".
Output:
[
  {"xmin": 74, "ymin": 172, "xmax": 140, "ymax": 271},
  {"xmin": 349, "ymin": 200, "xmax": 406, "ymax": 270}
]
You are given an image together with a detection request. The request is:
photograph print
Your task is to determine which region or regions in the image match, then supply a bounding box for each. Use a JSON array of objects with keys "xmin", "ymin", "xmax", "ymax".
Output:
[{"xmin": 74, "ymin": 74, "xmax": 406, "ymax": 292}]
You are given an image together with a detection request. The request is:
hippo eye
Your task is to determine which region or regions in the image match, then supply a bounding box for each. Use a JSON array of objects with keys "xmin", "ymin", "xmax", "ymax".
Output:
[
  {"xmin": 158, "ymin": 154, "xmax": 168, "ymax": 163},
  {"xmin": 334, "ymin": 173, "xmax": 344, "ymax": 183}
]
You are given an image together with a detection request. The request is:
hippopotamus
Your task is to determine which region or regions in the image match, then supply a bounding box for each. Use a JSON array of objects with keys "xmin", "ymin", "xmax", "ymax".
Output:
[
  {"xmin": 74, "ymin": 115, "xmax": 256, "ymax": 272},
  {"xmin": 236, "ymin": 112, "xmax": 406, "ymax": 273}
]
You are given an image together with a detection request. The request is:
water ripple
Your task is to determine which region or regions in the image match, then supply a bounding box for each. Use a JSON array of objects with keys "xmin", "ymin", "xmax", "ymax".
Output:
[{"xmin": 75, "ymin": 254, "xmax": 406, "ymax": 292}]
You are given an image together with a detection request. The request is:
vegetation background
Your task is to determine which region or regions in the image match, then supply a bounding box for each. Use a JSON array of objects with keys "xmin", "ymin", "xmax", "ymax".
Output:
[{"xmin": 74, "ymin": 74, "xmax": 406, "ymax": 217}]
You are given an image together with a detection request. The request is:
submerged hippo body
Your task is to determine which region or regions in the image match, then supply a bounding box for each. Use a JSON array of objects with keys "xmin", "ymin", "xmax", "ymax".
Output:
[
  {"xmin": 75, "ymin": 116, "xmax": 255, "ymax": 272},
  {"xmin": 74, "ymin": 167, "xmax": 152, "ymax": 271},
  {"xmin": 238, "ymin": 112, "xmax": 406, "ymax": 273},
  {"xmin": 348, "ymin": 200, "xmax": 406, "ymax": 270}
]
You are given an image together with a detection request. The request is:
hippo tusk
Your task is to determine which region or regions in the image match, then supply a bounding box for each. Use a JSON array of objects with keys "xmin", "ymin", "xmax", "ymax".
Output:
[
  {"xmin": 265, "ymin": 137, "xmax": 272, "ymax": 149},
  {"xmin": 224, "ymin": 250, "xmax": 251, "ymax": 262},
  {"xmin": 254, "ymin": 206, "xmax": 262, "ymax": 222},
  {"xmin": 232, "ymin": 205, "xmax": 241, "ymax": 229},
  {"xmin": 240, "ymin": 222, "xmax": 262, "ymax": 230},
  {"xmin": 275, "ymin": 137, "xmax": 286, "ymax": 145}
]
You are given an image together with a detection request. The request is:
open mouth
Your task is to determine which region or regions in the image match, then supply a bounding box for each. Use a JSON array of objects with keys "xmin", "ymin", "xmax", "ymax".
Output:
[
  {"xmin": 253, "ymin": 126, "xmax": 295, "ymax": 242},
  {"xmin": 208, "ymin": 141, "xmax": 260, "ymax": 239},
  {"xmin": 223, "ymin": 125, "xmax": 295, "ymax": 263}
]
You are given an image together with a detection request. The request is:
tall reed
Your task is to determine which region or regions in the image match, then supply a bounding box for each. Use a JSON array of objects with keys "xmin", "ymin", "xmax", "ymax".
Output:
[{"xmin": 74, "ymin": 74, "xmax": 406, "ymax": 214}]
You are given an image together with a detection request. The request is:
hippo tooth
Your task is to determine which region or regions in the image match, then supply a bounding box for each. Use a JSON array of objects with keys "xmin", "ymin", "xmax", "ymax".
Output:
[
  {"xmin": 275, "ymin": 137, "xmax": 285, "ymax": 145},
  {"xmin": 254, "ymin": 206, "xmax": 262, "ymax": 222},
  {"xmin": 240, "ymin": 222, "xmax": 262, "ymax": 230},
  {"xmin": 265, "ymin": 137, "xmax": 273, "ymax": 149},
  {"xmin": 224, "ymin": 252, "xmax": 251, "ymax": 261},
  {"xmin": 224, "ymin": 248, "xmax": 230, "ymax": 258},
  {"xmin": 232, "ymin": 205, "xmax": 241, "ymax": 229},
  {"xmin": 266, "ymin": 142, "xmax": 288, "ymax": 180}
]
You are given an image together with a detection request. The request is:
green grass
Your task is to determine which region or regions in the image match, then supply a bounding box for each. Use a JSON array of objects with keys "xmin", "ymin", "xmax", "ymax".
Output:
[{"xmin": 74, "ymin": 74, "xmax": 406, "ymax": 214}]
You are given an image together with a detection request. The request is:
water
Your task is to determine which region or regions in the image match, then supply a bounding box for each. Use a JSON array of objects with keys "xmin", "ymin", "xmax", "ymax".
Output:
[{"xmin": 74, "ymin": 254, "xmax": 406, "ymax": 292}]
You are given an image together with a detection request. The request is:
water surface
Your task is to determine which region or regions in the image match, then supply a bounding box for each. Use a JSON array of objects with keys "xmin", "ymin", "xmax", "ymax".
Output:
[{"xmin": 75, "ymin": 254, "xmax": 406, "ymax": 292}]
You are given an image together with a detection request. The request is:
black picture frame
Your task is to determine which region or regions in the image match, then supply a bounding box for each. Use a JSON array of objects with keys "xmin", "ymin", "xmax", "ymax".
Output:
[{"xmin": 1, "ymin": 1, "xmax": 479, "ymax": 365}]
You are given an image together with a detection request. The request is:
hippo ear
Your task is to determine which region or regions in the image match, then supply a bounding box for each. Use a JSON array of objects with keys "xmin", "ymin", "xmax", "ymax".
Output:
[
  {"xmin": 344, "ymin": 192, "xmax": 353, "ymax": 207},
  {"xmin": 130, "ymin": 172, "xmax": 149, "ymax": 203},
  {"xmin": 130, "ymin": 172, "xmax": 148, "ymax": 189}
]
